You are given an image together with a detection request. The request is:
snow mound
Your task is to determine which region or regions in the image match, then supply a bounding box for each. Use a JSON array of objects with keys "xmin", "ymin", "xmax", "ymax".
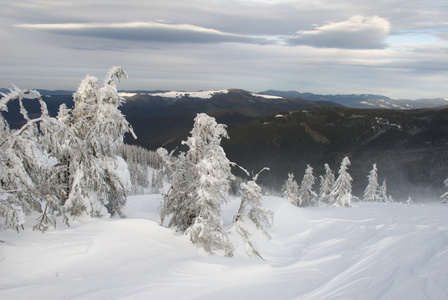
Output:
[
  {"xmin": 150, "ymin": 89, "xmax": 229, "ymax": 99},
  {"xmin": 1, "ymin": 195, "xmax": 448, "ymax": 299}
]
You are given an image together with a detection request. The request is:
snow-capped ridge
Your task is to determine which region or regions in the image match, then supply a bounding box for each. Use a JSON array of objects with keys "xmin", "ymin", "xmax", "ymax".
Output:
[{"xmin": 150, "ymin": 89, "xmax": 230, "ymax": 99}]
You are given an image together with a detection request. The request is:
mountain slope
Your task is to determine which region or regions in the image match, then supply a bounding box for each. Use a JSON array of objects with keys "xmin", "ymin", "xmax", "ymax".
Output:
[
  {"xmin": 259, "ymin": 90, "xmax": 448, "ymax": 109},
  {"xmin": 156, "ymin": 106, "xmax": 448, "ymax": 200}
]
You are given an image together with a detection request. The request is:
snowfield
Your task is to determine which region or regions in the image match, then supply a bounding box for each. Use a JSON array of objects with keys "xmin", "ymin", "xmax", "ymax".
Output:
[{"xmin": 1, "ymin": 195, "xmax": 448, "ymax": 299}]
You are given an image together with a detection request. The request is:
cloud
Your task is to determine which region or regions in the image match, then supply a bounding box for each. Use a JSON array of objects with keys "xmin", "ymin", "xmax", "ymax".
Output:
[
  {"xmin": 287, "ymin": 15, "xmax": 391, "ymax": 49},
  {"xmin": 16, "ymin": 21, "xmax": 271, "ymax": 45}
]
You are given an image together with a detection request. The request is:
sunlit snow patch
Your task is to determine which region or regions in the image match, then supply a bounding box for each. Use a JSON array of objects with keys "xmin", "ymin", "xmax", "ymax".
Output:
[
  {"xmin": 117, "ymin": 92, "xmax": 137, "ymax": 97},
  {"xmin": 150, "ymin": 89, "xmax": 229, "ymax": 99},
  {"xmin": 251, "ymin": 93, "xmax": 283, "ymax": 99}
]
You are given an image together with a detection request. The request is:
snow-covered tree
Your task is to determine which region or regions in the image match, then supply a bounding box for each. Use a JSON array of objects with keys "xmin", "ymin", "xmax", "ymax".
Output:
[
  {"xmin": 0, "ymin": 87, "xmax": 69, "ymax": 231},
  {"xmin": 161, "ymin": 113, "xmax": 234, "ymax": 256},
  {"xmin": 441, "ymin": 179, "xmax": 448, "ymax": 204},
  {"xmin": 298, "ymin": 165, "xmax": 318, "ymax": 207},
  {"xmin": 62, "ymin": 67, "xmax": 136, "ymax": 218},
  {"xmin": 151, "ymin": 170, "xmax": 163, "ymax": 194},
  {"xmin": 363, "ymin": 163, "xmax": 379, "ymax": 202},
  {"xmin": 160, "ymin": 151, "xmax": 194, "ymax": 230},
  {"xmin": 329, "ymin": 156, "xmax": 353, "ymax": 207},
  {"xmin": 282, "ymin": 173, "xmax": 299, "ymax": 206},
  {"xmin": 318, "ymin": 163, "xmax": 335, "ymax": 203},
  {"xmin": 232, "ymin": 167, "xmax": 273, "ymax": 258},
  {"xmin": 378, "ymin": 179, "xmax": 388, "ymax": 202},
  {"xmin": 407, "ymin": 196, "xmax": 413, "ymax": 206},
  {"xmin": 0, "ymin": 67, "xmax": 136, "ymax": 231}
]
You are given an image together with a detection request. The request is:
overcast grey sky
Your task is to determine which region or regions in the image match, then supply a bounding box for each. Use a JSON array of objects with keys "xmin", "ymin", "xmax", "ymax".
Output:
[{"xmin": 1, "ymin": 0, "xmax": 447, "ymax": 99}]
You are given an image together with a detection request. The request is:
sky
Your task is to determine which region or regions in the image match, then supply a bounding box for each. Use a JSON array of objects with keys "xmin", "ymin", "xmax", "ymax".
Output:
[{"xmin": 1, "ymin": 0, "xmax": 447, "ymax": 99}]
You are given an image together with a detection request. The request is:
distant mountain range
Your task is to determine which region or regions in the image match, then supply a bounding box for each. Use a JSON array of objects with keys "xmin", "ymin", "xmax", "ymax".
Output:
[
  {"xmin": 2, "ymin": 87, "xmax": 447, "ymax": 110},
  {"xmin": 2, "ymin": 88, "xmax": 448, "ymax": 199},
  {"xmin": 258, "ymin": 90, "xmax": 448, "ymax": 109}
]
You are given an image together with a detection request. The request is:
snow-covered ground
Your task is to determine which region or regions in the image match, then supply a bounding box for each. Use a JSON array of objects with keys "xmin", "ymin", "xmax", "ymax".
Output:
[{"xmin": 1, "ymin": 195, "xmax": 448, "ymax": 299}]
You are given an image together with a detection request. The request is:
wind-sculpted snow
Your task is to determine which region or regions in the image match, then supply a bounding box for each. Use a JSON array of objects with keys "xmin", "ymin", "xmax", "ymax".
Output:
[{"xmin": 1, "ymin": 195, "xmax": 448, "ymax": 299}]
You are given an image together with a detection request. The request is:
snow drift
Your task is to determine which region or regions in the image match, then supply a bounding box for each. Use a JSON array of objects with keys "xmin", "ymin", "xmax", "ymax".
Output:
[{"xmin": 1, "ymin": 195, "xmax": 448, "ymax": 299}]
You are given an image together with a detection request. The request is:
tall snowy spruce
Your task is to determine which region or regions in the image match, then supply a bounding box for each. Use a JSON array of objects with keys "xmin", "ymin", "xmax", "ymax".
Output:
[
  {"xmin": 161, "ymin": 113, "xmax": 234, "ymax": 256},
  {"xmin": 62, "ymin": 67, "xmax": 136, "ymax": 218},
  {"xmin": 233, "ymin": 168, "xmax": 273, "ymax": 258},
  {"xmin": 282, "ymin": 173, "xmax": 299, "ymax": 206},
  {"xmin": 363, "ymin": 163, "xmax": 379, "ymax": 202},
  {"xmin": 329, "ymin": 156, "xmax": 353, "ymax": 207},
  {"xmin": 318, "ymin": 163, "xmax": 335, "ymax": 203},
  {"xmin": 298, "ymin": 165, "xmax": 318, "ymax": 207}
]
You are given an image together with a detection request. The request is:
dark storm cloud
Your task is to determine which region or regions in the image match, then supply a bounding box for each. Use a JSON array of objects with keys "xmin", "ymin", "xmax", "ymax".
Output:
[{"xmin": 16, "ymin": 22, "xmax": 272, "ymax": 45}]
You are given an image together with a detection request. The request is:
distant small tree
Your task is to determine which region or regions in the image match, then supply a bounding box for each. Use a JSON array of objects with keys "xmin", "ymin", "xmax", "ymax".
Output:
[
  {"xmin": 378, "ymin": 179, "xmax": 388, "ymax": 202},
  {"xmin": 363, "ymin": 163, "xmax": 379, "ymax": 202},
  {"xmin": 329, "ymin": 156, "xmax": 353, "ymax": 207},
  {"xmin": 407, "ymin": 196, "xmax": 413, "ymax": 206},
  {"xmin": 298, "ymin": 165, "xmax": 318, "ymax": 207},
  {"xmin": 319, "ymin": 163, "xmax": 335, "ymax": 203},
  {"xmin": 441, "ymin": 179, "xmax": 448, "ymax": 204},
  {"xmin": 282, "ymin": 173, "xmax": 299, "ymax": 206}
]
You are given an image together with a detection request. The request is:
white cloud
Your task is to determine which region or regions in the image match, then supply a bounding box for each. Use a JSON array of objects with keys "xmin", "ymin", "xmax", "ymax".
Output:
[
  {"xmin": 288, "ymin": 15, "xmax": 391, "ymax": 49},
  {"xmin": 16, "ymin": 21, "xmax": 271, "ymax": 45}
]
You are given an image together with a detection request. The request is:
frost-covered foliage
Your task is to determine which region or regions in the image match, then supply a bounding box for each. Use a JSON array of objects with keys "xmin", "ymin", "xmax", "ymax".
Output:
[
  {"xmin": 441, "ymin": 179, "xmax": 448, "ymax": 204},
  {"xmin": 282, "ymin": 173, "xmax": 299, "ymax": 205},
  {"xmin": 62, "ymin": 67, "xmax": 136, "ymax": 218},
  {"xmin": 364, "ymin": 164, "xmax": 391, "ymax": 203},
  {"xmin": 0, "ymin": 67, "xmax": 136, "ymax": 231},
  {"xmin": 0, "ymin": 87, "xmax": 69, "ymax": 231},
  {"xmin": 364, "ymin": 163, "xmax": 379, "ymax": 202},
  {"xmin": 119, "ymin": 144, "xmax": 162, "ymax": 169},
  {"xmin": 329, "ymin": 156, "xmax": 353, "ymax": 207},
  {"xmin": 298, "ymin": 165, "xmax": 318, "ymax": 207},
  {"xmin": 378, "ymin": 179, "xmax": 389, "ymax": 203},
  {"xmin": 161, "ymin": 113, "xmax": 234, "ymax": 256},
  {"xmin": 151, "ymin": 170, "xmax": 164, "ymax": 194},
  {"xmin": 319, "ymin": 163, "xmax": 335, "ymax": 203},
  {"xmin": 233, "ymin": 168, "xmax": 273, "ymax": 258}
]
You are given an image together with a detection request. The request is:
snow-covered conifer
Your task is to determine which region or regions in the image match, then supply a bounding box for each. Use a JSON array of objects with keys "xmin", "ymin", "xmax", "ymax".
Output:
[
  {"xmin": 364, "ymin": 163, "xmax": 379, "ymax": 202},
  {"xmin": 407, "ymin": 196, "xmax": 413, "ymax": 206},
  {"xmin": 378, "ymin": 179, "xmax": 388, "ymax": 202},
  {"xmin": 298, "ymin": 165, "xmax": 318, "ymax": 207},
  {"xmin": 232, "ymin": 168, "xmax": 273, "ymax": 258},
  {"xmin": 329, "ymin": 156, "xmax": 353, "ymax": 207},
  {"xmin": 441, "ymin": 179, "xmax": 448, "ymax": 204},
  {"xmin": 62, "ymin": 67, "xmax": 136, "ymax": 218},
  {"xmin": 0, "ymin": 87, "xmax": 69, "ymax": 231},
  {"xmin": 282, "ymin": 173, "xmax": 299, "ymax": 206},
  {"xmin": 161, "ymin": 113, "xmax": 234, "ymax": 256},
  {"xmin": 151, "ymin": 170, "xmax": 163, "ymax": 194},
  {"xmin": 318, "ymin": 163, "xmax": 335, "ymax": 203}
]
